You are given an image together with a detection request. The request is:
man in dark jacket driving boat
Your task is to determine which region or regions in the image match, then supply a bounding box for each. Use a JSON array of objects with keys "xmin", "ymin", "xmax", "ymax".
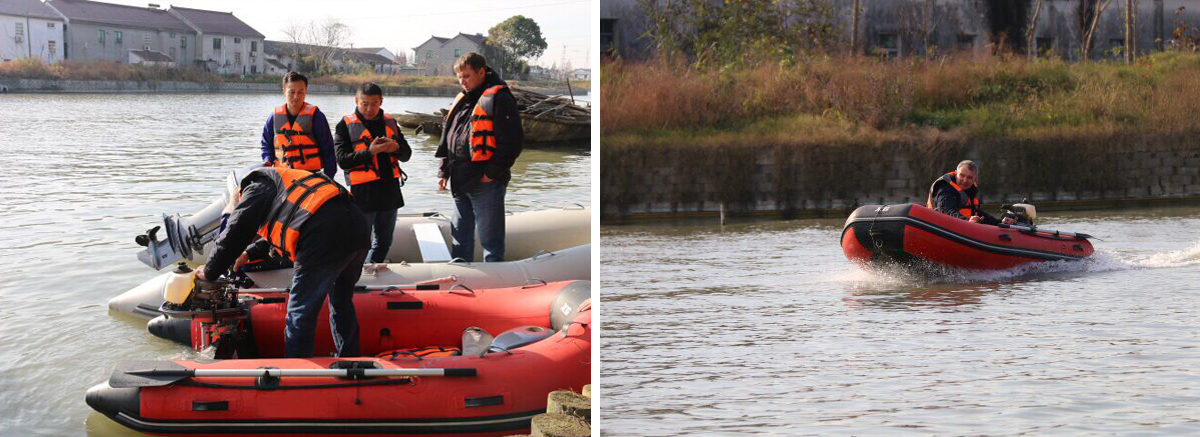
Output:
[{"xmin": 926, "ymin": 160, "xmax": 1015, "ymax": 226}]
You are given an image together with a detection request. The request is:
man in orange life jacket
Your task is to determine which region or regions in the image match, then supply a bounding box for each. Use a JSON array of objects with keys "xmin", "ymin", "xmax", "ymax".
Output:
[
  {"xmin": 927, "ymin": 160, "xmax": 1015, "ymax": 226},
  {"xmin": 334, "ymin": 83, "xmax": 412, "ymax": 263},
  {"xmin": 260, "ymin": 71, "xmax": 338, "ymax": 178},
  {"xmin": 196, "ymin": 166, "xmax": 370, "ymax": 358},
  {"xmin": 435, "ymin": 52, "xmax": 523, "ymax": 262}
]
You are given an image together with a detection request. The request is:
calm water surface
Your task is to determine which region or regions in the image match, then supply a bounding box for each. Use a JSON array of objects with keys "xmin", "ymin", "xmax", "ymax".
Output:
[
  {"xmin": 601, "ymin": 207, "xmax": 1200, "ymax": 436},
  {"xmin": 0, "ymin": 92, "xmax": 589, "ymax": 435}
]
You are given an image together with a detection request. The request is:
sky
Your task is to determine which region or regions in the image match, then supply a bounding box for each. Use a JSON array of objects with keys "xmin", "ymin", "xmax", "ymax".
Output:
[{"xmin": 96, "ymin": 0, "xmax": 592, "ymax": 69}]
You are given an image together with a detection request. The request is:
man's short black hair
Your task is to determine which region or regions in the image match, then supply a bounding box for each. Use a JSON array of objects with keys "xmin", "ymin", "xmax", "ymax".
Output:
[
  {"xmin": 454, "ymin": 52, "xmax": 488, "ymax": 72},
  {"xmin": 282, "ymin": 71, "xmax": 308, "ymax": 87},
  {"xmin": 358, "ymin": 82, "xmax": 383, "ymax": 97}
]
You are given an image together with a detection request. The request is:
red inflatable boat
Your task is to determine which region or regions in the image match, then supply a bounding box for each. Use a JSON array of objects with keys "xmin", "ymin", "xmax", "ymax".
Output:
[
  {"xmin": 148, "ymin": 280, "xmax": 586, "ymax": 358},
  {"xmin": 842, "ymin": 204, "xmax": 1094, "ymax": 270},
  {"xmin": 87, "ymin": 281, "xmax": 591, "ymax": 435}
]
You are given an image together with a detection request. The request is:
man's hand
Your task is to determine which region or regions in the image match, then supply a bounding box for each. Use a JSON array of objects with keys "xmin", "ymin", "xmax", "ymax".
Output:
[
  {"xmin": 438, "ymin": 178, "xmax": 448, "ymax": 191},
  {"xmin": 481, "ymin": 174, "xmax": 493, "ymax": 183},
  {"xmin": 368, "ymin": 137, "xmax": 399, "ymax": 155},
  {"xmin": 233, "ymin": 253, "xmax": 250, "ymax": 271},
  {"xmin": 195, "ymin": 265, "xmax": 207, "ymax": 281},
  {"xmin": 969, "ymin": 215, "xmax": 983, "ymax": 223},
  {"xmin": 1001, "ymin": 217, "xmax": 1016, "ymax": 225}
]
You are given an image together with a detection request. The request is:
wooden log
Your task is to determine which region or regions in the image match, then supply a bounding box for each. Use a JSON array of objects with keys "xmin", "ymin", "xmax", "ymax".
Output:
[
  {"xmin": 547, "ymin": 390, "xmax": 591, "ymax": 423},
  {"xmin": 531, "ymin": 413, "xmax": 590, "ymax": 437}
]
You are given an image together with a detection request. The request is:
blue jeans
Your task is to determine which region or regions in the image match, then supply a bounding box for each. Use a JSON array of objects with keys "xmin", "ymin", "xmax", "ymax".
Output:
[
  {"xmin": 362, "ymin": 208, "xmax": 398, "ymax": 263},
  {"xmin": 285, "ymin": 248, "xmax": 368, "ymax": 358},
  {"xmin": 451, "ymin": 181, "xmax": 506, "ymax": 262}
]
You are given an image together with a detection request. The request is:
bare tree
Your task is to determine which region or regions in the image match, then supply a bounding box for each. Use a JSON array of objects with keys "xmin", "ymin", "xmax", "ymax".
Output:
[
  {"xmin": 1125, "ymin": 0, "xmax": 1139, "ymax": 63},
  {"xmin": 281, "ymin": 20, "xmax": 309, "ymax": 70},
  {"xmin": 851, "ymin": 0, "xmax": 861, "ymax": 55},
  {"xmin": 312, "ymin": 18, "xmax": 351, "ymax": 74},
  {"xmin": 1082, "ymin": 0, "xmax": 1114, "ymax": 61},
  {"xmin": 900, "ymin": 0, "xmax": 940, "ymax": 57},
  {"xmin": 1027, "ymin": 0, "xmax": 1044, "ymax": 59}
]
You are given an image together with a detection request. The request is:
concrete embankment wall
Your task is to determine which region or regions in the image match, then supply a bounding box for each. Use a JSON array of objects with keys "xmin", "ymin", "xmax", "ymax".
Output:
[{"xmin": 601, "ymin": 131, "xmax": 1200, "ymax": 222}]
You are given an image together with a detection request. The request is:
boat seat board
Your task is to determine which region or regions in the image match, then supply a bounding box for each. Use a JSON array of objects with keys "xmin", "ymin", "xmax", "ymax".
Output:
[{"xmin": 413, "ymin": 223, "xmax": 452, "ymax": 262}]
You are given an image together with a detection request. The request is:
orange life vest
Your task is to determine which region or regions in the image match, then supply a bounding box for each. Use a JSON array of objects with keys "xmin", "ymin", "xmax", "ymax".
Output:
[
  {"xmin": 446, "ymin": 84, "xmax": 506, "ymax": 162},
  {"xmin": 926, "ymin": 171, "xmax": 980, "ymax": 218},
  {"xmin": 253, "ymin": 167, "xmax": 344, "ymax": 261},
  {"xmin": 342, "ymin": 113, "xmax": 403, "ymax": 186},
  {"xmin": 272, "ymin": 103, "xmax": 323, "ymax": 171}
]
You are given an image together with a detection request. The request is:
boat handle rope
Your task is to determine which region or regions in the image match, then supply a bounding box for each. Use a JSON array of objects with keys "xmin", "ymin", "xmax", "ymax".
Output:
[
  {"xmin": 559, "ymin": 321, "xmax": 588, "ymax": 338},
  {"xmin": 868, "ymin": 207, "xmax": 885, "ymax": 252},
  {"xmin": 522, "ymin": 278, "xmax": 548, "ymax": 288},
  {"xmin": 446, "ymin": 257, "xmax": 469, "ymax": 264},
  {"xmin": 531, "ymin": 249, "xmax": 553, "ymax": 260},
  {"xmin": 564, "ymin": 203, "xmax": 585, "ymax": 210},
  {"xmin": 448, "ymin": 283, "xmax": 476, "ymax": 295}
]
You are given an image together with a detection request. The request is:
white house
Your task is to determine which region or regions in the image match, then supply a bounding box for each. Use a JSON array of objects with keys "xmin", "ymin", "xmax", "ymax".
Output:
[
  {"xmin": 168, "ymin": 6, "xmax": 264, "ymax": 75},
  {"xmin": 570, "ymin": 68, "xmax": 590, "ymax": 80},
  {"xmin": 412, "ymin": 32, "xmax": 485, "ymax": 76},
  {"xmin": 0, "ymin": 0, "xmax": 66, "ymax": 62}
]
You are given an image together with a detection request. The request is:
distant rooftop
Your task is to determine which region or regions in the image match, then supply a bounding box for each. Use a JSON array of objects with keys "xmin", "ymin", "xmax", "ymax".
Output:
[
  {"xmin": 47, "ymin": 0, "xmax": 192, "ymax": 32},
  {"xmin": 171, "ymin": 5, "xmax": 264, "ymax": 38},
  {"xmin": 0, "ymin": 0, "xmax": 63, "ymax": 21}
]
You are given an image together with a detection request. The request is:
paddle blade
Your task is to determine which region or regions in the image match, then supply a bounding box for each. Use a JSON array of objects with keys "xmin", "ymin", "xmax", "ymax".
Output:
[{"xmin": 108, "ymin": 360, "xmax": 190, "ymax": 388}]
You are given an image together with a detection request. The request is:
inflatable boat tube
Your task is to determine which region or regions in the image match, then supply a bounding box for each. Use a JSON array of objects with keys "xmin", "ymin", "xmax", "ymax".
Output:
[
  {"xmin": 112, "ymin": 244, "xmax": 591, "ymax": 319},
  {"xmin": 841, "ymin": 204, "xmax": 1094, "ymax": 270},
  {"xmin": 87, "ymin": 285, "xmax": 591, "ymax": 436}
]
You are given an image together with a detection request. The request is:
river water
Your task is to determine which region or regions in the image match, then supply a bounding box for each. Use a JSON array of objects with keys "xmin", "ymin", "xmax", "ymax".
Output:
[
  {"xmin": 601, "ymin": 207, "xmax": 1200, "ymax": 436},
  {"xmin": 0, "ymin": 92, "xmax": 589, "ymax": 435}
]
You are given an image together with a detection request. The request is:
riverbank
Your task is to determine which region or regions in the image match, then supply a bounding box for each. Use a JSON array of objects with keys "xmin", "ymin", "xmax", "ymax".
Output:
[
  {"xmin": 0, "ymin": 59, "xmax": 587, "ymax": 95},
  {"xmin": 601, "ymin": 52, "xmax": 1200, "ymax": 222}
]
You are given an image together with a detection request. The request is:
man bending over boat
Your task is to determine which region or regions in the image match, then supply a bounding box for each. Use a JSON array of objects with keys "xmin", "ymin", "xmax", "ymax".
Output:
[
  {"xmin": 926, "ymin": 160, "xmax": 1015, "ymax": 226},
  {"xmin": 196, "ymin": 166, "xmax": 370, "ymax": 358}
]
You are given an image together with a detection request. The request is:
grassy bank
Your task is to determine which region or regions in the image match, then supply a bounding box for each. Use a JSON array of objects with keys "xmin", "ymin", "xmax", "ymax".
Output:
[
  {"xmin": 602, "ymin": 52, "xmax": 1200, "ymax": 145},
  {"xmin": 0, "ymin": 58, "xmax": 589, "ymax": 91}
]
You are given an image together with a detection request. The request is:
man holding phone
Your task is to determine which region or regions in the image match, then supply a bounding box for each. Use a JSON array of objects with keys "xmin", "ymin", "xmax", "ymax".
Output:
[{"xmin": 334, "ymin": 83, "xmax": 412, "ymax": 263}]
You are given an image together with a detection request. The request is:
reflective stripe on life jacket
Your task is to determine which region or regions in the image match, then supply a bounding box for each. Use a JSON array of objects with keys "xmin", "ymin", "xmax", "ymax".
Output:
[
  {"xmin": 253, "ymin": 167, "xmax": 344, "ymax": 261},
  {"xmin": 926, "ymin": 171, "xmax": 980, "ymax": 218},
  {"xmin": 272, "ymin": 103, "xmax": 323, "ymax": 171},
  {"xmin": 342, "ymin": 113, "xmax": 403, "ymax": 186},
  {"xmin": 446, "ymin": 84, "xmax": 506, "ymax": 162}
]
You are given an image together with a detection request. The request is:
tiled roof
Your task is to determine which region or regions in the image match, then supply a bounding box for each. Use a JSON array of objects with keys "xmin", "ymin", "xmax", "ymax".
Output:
[
  {"xmin": 130, "ymin": 49, "xmax": 173, "ymax": 62},
  {"xmin": 342, "ymin": 50, "xmax": 395, "ymax": 65},
  {"xmin": 0, "ymin": 0, "xmax": 63, "ymax": 21},
  {"xmin": 170, "ymin": 6, "xmax": 263, "ymax": 38},
  {"xmin": 47, "ymin": 0, "xmax": 192, "ymax": 32}
]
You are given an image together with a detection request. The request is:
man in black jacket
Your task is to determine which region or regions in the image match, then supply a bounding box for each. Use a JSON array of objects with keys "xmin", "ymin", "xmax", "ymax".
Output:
[
  {"xmin": 197, "ymin": 167, "xmax": 370, "ymax": 358},
  {"xmin": 334, "ymin": 83, "xmax": 412, "ymax": 263},
  {"xmin": 927, "ymin": 160, "xmax": 1015, "ymax": 226},
  {"xmin": 435, "ymin": 52, "xmax": 523, "ymax": 262}
]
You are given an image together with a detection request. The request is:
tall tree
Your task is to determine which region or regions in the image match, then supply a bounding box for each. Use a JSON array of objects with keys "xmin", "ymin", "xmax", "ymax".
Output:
[
  {"xmin": 1124, "ymin": 0, "xmax": 1138, "ymax": 63},
  {"xmin": 487, "ymin": 15, "xmax": 548, "ymax": 78},
  {"xmin": 1027, "ymin": 0, "xmax": 1044, "ymax": 59},
  {"xmin": 1082, "ymin": 0, "xmax": 1114, "ymax": 61},
  {"xmin": 851, "ymin": 0, "xmax": 861, "ymax": 55}
]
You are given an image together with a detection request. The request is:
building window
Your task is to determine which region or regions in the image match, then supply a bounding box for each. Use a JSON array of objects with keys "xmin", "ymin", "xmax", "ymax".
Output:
[
  {"xmin": 235, "ymin": 52, "xmax": 242, "ymax": 64},
  {"xmin": 234, "ymin": 37, "xmax": 241, "ymax": 44},
  {"xmin": 877, "ymin": 33, "xmax": 899, "ymax": 58},
  {"xmin": 213, "ymin": 38, "xmax": 221, "ymax": 50},
  {"xmin": 181, "ymin": 36, "xmax": 187, "ymax": 48},
  {"xmin": 251, "ymin": 65, "xmax": 257, "ymax": 74},
  {"xmin": 455, "ymin": 49, "xmax": 462, "ymax": 57},
  {"xmin": 957, "ymin": 34, "xmax": 975, "ymax": 50},
  {"xmin": 250, "ymin": 41, "xmax": 257, "ymax": 52},
  {"xmin": 48, "ymin": 40, "xmax": 57, "ymax": 58},
  {"xmin": 1036, "ymin": 37, "xmax": 1054, "ymax": 57},
  {"xmin": 144, "ymin": 34, "xmax": 151, "ymax": 47},
  {"xmin": 115, "ymin": 31, "xmax": 122, "ymax": 44},
  {"xmin": 601, "ymin": 18, "xmax": 616, "ymax": 56},
  {"xmin": 98, "ymin": 29, "xmax": 105, "ymax": 43},
  {"xmin": 14, "ymin": 23, "xmax": 23, "ymax": 42},
  {"xmin": 47, "ymin": 22, "xmax": 55, "ymax": 29},
  {"xmin": 170, "ymin": 47, "xmax": 176, "ymax": 59},
  {"xmin": 426, "ymin": 50, "xmax": 433, "ymax": 59}
]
